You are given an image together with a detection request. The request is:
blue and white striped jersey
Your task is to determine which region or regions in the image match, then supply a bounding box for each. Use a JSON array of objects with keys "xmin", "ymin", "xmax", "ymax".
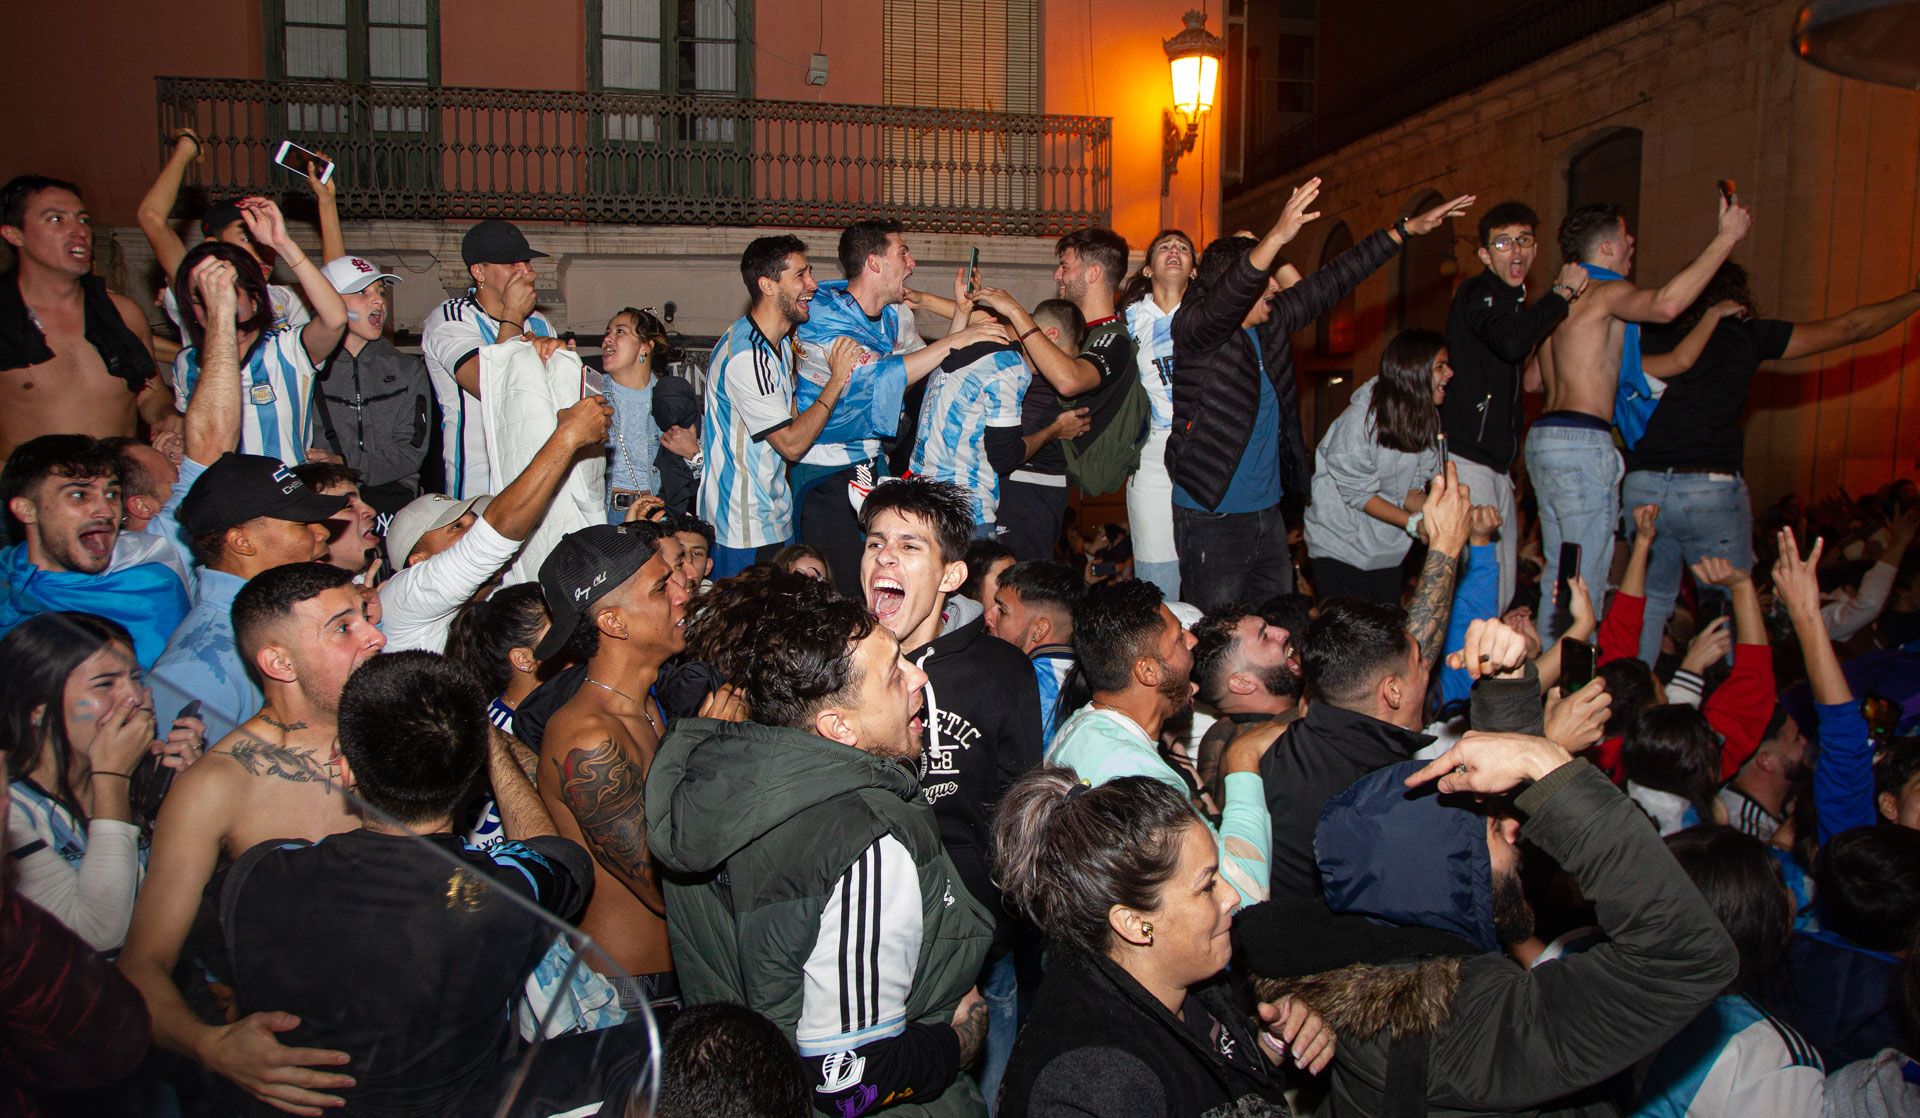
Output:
[
  {"xmin": 794, "ymin": 282, "xmax": 925, "ymax": 468},
  {"xmin": 173, "ymin": 325, "xmax": 319, "ymax": 466},
  {"xmin": 700, "ymin": 316, "xmax": 800, "ymax": 549},
  {"xmin": 1032, "ymin": 646, "xmax": 1076, "ymax": 750},
  {"xmin": 1633, "ymin": 994, "xmax": 1824, "ymax": 1117},
  {"xmin": 908, "ymin": 345, "xmax": 1029, "ymax": 525},
  {"xmin": 420, "ymin": 296, "xmax": 555, "ymax": 499},
  {"xmin": 1125, "ymin": 297, "xmax": 1176, "ymax": 434}
]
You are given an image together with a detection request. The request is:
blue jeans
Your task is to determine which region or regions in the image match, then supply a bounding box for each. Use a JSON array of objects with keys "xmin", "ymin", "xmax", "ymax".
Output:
[
  {"xmin": 1135, "ymin": 560, "xmax": 1181, "ymax": 602},
  {"xmin": 978, "ymin": 952, "xmax": 1018, "ymax": 1114},
  {"xmin": 1622, "ymin": 469, "xmax": 1753, "ymax": 663},
  {"xmin": 1524, "ymin": 424, "xmax": 1621, "ymax": 646},
  {"xmin": 710, "ymin": 541, "xmax": 785, "ymax": 579}
]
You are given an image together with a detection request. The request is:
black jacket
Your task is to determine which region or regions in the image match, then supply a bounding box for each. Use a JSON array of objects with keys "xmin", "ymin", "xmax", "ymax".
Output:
[
  {"xmin": 0, "ymin": 269, "xmax": 153, "ymax": 393},
  {"xmin": 314, "ymin": 337, "xmax": 432, "ymax": 494},
  {"xmin": 1440, "ymin": 271, "xmax": 1569, "ymax": 471},
  {"xmin": 649, "ymin": 372, "xmax": 701, "ymax": 516},
  {"xmin": 1167, "ymin": 230, "xmax": 1401, "ymax": 511},
  {"xmin": 1262, "ymin": 671, "xmax": 1545, "ymax": 900},
  {"xmin": 997, "ymin": 950, "xmax": 1289, "ymax": 1117},
  {"xmin": 1252, "ymin": 763, "xmax": 1738, "ymax": 1118},
  {"xmin": 907, "ymin": 597, "xmax": 1044, "ymax": 926}
]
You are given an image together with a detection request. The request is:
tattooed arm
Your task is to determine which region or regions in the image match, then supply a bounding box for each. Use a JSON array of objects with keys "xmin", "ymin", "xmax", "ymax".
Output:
[
  {"xmin": 1407, "ymin": 464, "xmax": 1473, "ymax": 669},
  {"xmin": 489, "ymin": 727, "xmax": 558, "ymax": 840},
  {"xmin": 552, "ymin": 732, "xmax": 664, "ymax": 916}
]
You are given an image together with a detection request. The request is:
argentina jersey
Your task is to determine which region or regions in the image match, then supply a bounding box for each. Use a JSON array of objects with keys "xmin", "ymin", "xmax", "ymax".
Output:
[
  {"xmin": 1033, "ymin": 648, "xmax": 1076, "ymax": 750},
  {"xmin": 173, "ymin": 325, "xmax": 318, "ymax": 466},
  {"xmin": 700, "ymin": 316, "xmax": 798, "ymax": 549},
  {"xmin": 795, "ymin": 283, "xmax": 925, "ymax": 468},
  {"xmin": 909, "ymin": 345, "xmax": 1028, "ymax": 525},
  {"xmin": 421, "ymin": 296, "xmax": 555, "ymax": 500},
  {"xmin": 1126, "ymin": 298, "xmax": 1176, "ymax": 434}
]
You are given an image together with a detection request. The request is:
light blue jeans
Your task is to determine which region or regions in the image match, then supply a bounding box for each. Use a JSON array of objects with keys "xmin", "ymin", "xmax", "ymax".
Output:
[
  {"xmin": 1622, "ymin": 469, "xmax": 1753, "ymax": 663},
  {"xmin": 979, "ymin": 951, "xmax": 1018, "ymax": 1114},
  {"xmin": 1525, "ymin": 424, "xmax": 1622, "ymax": 646}
]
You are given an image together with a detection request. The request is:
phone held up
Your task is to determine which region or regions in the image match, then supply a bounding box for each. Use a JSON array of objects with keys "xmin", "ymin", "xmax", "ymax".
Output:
[
  {"xmin": 1555, "ymin": 541, "xmax": 1582, "ymax": 612},
  {"xmin": 1560, "ymin": 639, "xmax": 1597, "ymax": 695},
  {"xmin": 273, "ymin": 140, "xmax": 335, "ymax": 184}
]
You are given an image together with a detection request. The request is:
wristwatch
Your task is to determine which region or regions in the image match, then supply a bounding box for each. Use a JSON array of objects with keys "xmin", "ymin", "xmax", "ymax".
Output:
[
  {"xmin": 1395, "ymin": 216, "xmax": 1411, "ymax": 240},
  {"xmin": 1405, "ymin": 511, "xmax": 1425, "ymax": 539}
]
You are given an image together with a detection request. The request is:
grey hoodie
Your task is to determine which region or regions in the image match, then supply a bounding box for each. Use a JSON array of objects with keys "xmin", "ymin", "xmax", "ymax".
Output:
[{"xmin": 1303, "ymin": 378, "xmax": 1441, "ymax": 571}]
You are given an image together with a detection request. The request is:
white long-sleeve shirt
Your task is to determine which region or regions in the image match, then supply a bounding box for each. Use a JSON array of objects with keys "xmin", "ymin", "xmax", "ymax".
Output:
[
  {"xmin": 378, "ymin": 516, "xmax": 523, "ymax": 653},
  {"xmin": 6, "ymin": 779, "xmax": 144, "ymax": 951},
  {"xmin": 1821, "ymin": 561, "xmax": 1897, "ymax": 642}
]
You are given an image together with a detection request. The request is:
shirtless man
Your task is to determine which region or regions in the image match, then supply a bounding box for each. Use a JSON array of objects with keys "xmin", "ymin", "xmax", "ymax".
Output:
[
  {"xmin": 532, "ymin": 521, "xmax": 691, "ymax": 1012},
  {"xmin": 1526, "ymin": 196, "xmax": 1750, "ymax": 644},
  {"xmin": 0, "ymin": 176, "xmax": 173, "ymax": 460},
  {"xmin": 118, "ymin": 561, "xmax": 386, "ymax": 1113}
]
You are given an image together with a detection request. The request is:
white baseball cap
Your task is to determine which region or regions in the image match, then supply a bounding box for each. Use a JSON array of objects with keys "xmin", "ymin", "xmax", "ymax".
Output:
[
  {"xmin": 385, "ymin": 493, "xmax": 492, "ymax": 569},
  {"xmin": 321, "ymin": 255, "xmax": 403, "ymax": 294}
]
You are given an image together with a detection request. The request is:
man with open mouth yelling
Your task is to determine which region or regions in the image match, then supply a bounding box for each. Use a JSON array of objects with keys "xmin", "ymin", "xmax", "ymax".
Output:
[
  {"xmin": 310, "ymin": 255, "xmax": 431, "ymax": 517},
  {"xmin": 858, "ymin": 475, "xmax": 1043, "ymax": 1102}
]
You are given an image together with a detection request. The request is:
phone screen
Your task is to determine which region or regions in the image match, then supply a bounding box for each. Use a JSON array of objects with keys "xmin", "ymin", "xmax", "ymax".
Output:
[
  {"xmin": 273, "ymin": 140, "xmax": 335, "ymax": 184},
  {"xmin": 1555, "ymin": 542, "xmax": 1582, "ymax": 611},
  {"xmin": 1561, "ymin": 640, "xmax": 1596, "ymax": 694},
  {"xmin": 967, "ymin": 247, "xmax": 980, "ymax": 293},
  {"xmin": 580, "ymin": 365, "xmax": 607, "ymax": 400},
  {"xmin": 1435, "ymin": 432, "xmax": 1450, "ymax": 473}
]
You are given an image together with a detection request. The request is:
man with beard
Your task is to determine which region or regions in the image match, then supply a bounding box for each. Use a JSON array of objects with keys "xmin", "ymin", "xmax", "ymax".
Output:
[
  {"xmin": 699, "ymin": 235, "xmax": 858, "ymax": 578},
  {"xmin": 1049, "ymin": 579, "xmax": 1273, "ymax": 908},
  {"xmin": 0, "ymin": 434, "xmax": 189, "ymax": 666},
  {"xmin": 1191, "ymin": 603, "xmax": 1304, "ymax": 809},
  {"xmin": 532, "ymin": 522, "xmax": 691, "ymax": 1016},
  {"xmin": 120, "ymin": 562, "xmax": 389, "ymax": 1115},
  {"xmin": 647, "ymin": 571, "xmax": 993, "ymax": 1116},
  {"xmin": 792, "ymin": 221, "xmax": 1011, "ymax": 594},
  {"xmin": 1238, "ymin": 732, "xmax": 1737, "ymax": 1118},
  {"xmin": 1716, "ymin": 713, "xmax": 1808, "ymax": 843}
]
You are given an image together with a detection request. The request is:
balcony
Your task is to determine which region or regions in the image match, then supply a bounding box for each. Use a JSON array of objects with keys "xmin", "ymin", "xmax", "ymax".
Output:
[
  {"xmin": 156, "ymin": 77, "xmax": 1112, "ymax": 238},
  {"xmin": 1233, "ymin": 0, "xmax": 1668, "ymax": 191}
]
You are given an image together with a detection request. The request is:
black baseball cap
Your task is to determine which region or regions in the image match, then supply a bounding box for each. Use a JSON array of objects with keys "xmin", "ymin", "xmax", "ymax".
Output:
[
  {"xmin": 533, "ymin": 524, "xmax": 656, "ymax": 660},
  {"xmin": 461, "ymin": 219, "xmax": 549, "ymax": 268},
  {"xmin": 201, "ymin": 200, "xmax": 246, "ymax": 240},
  {"xmin": 178, "ymin": 453, "xmax": 349, "ymax": 539}
]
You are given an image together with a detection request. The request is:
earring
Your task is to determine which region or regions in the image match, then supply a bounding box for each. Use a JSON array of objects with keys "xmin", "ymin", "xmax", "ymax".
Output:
[{"xmin": 1140, "ymin": 921, "xmax": 1153, "ymax": 945}]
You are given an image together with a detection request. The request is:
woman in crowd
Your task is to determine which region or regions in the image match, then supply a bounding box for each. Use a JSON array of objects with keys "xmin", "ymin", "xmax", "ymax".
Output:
[
  {"xmin": 600, "ymin": 307, "xmax": 700, "ymax": 523},
  {"xmin": 1303, "ymin": 328, "xmax": 1450, "ymax": 602},
  {"xmin": 994, "ymin": 767, "xmax": 1333, "ymax": 1116},
  {"xmin": 1121, "ymin": 229, "xmax": 1196, "ymax": 600},
  {"xmin": 172, "ymin": 199, "xmax": 348, "ymax": 466},
  {"xmin": 770, "ymin": 543, "xmax": 833, "ymax": 583},
  {"xmin": 1632, "ymin": 826, "xmax": 1824, "ymax": 1115},
  {"xmin": 1622, "ymin": 704, "xmax": 1729, "ymax": 834},
  {"xmin": 447, "ymin": 583, "xmax": 552, "ymax": 736},
  {"xmin": 2, "ymin": 612, "xmax": 199, "ymax": 951}
]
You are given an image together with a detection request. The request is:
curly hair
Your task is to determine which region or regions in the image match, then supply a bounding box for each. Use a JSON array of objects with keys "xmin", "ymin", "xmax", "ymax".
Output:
[{"xmin": 686, "ymin": 569, "xmax": 877, "ymax": 730}]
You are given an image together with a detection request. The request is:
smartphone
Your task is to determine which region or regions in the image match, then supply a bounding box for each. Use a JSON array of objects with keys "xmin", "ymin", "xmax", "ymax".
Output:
[
  {"xmin": 1561, "ymin": 639, "xmax": 1597, "ymax": 694},
  {"xmin": 273, "ymin": 140, "xmax": 335, "ymax": 184},
  {"xmin": 580, "ymin": 365, "xmax": 607, "ymax": 400},
  {"xmin": 1717, "ymin": 178, "xmax": 1737, "ymax": 204},
  {"xmin": 176, "ymin": 699, "xmax": 203, "ymax": 723},
  {"xmin": 1435, "ymin": 432, "xmax": 1450, "ymax": 473},
  {"xmin": 1555, "ymin": 541, "xmax": 1582, "ymax": 612},
  {"xmin": 966, "ymin": 246, "xmax": 980, "ymax": 293}
]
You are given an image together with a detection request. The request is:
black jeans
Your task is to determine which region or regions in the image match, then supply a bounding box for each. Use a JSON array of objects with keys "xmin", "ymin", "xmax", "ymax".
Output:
[
  {"xmin": 1310, "ymin": 554, "xmax": 1405, "ymax": 605},
  {"xmin": 998, "ymin": 479, "xmax": 1070, "ymax": 562},
  {"xmin": 795, "ymin": 463, "xmax": 873, "ymax": 599},
  {"xmin": 1172, "ymin": 502, "xmax": 1294, "ymax": 611}
]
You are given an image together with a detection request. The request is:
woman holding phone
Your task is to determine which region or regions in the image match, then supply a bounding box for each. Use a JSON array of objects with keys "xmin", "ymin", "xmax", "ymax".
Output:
[
  {"xmin": 1302, "ymin": 329, "xmax": 1451, "ymax": 603},
  {"xmin": 3, "ymin": 612, "xmax": 203, "ymax": 951},
  {"xmin": 598, "ymin": 306, "xmax": 701, "ymax": 522}
]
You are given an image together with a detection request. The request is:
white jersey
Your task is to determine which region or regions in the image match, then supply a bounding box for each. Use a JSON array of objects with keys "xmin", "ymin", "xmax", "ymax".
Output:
[
  {"xmin": 699, "ymin": 316, "xmax": 800, "ymax": 549},
  {"xmin": 420, "ymin": 295, "xmax": 555, "ymax": 499},
  {"xmin": 1125, "ymin": 297, "xmax": 1176, "ymax": 434},
  {"xmin": 173, "ymin": 324, "xmax": 319, "ymax": 466},
  {"xmin": 907, "ymin": 345, "xmax": 1028, "ymax": 525}
]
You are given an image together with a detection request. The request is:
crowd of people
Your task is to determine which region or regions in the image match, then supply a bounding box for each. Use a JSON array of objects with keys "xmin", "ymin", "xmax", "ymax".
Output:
[{"xmin": 3, "ymin": 137, "xmax": 1920, "ymax": 1118}]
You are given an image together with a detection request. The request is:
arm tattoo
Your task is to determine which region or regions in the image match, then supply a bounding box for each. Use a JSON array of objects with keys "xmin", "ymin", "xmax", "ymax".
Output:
[
  {"xmin": 557, "ymin": 738, "xmax": 664, "ymax": 915},
  {"xmin": 952, "ymin": 999, "xmax": 991, "ymax": 1067},
  {"xmin": 1406, "ymin": 550, "xmax": 1460, "ymax": 671},
  {"xmin": 225, "ymin": 736, "xmax": 340, "ymax": 792}
]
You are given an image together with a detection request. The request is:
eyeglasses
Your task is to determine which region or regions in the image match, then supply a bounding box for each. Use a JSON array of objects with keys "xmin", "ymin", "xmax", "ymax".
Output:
[{"xmin": 1486, "ymin": 233, "xmax": 1537, "ymax": 252}]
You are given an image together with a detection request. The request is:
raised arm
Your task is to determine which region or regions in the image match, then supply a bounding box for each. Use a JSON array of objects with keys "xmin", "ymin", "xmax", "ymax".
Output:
[
  {"xmin": 305, "ymin": 159, "xmax": 346, "ymax": 266},
  {"xmin": 235, "ymin": 199, "xmax": 346, "ymax": 366},
  {"xmin": 1605, "ymin": 199, "xmax": 1751, "ymax": 324},
  {"xmin": 1406, "ymin": 463, "xmax": 1472, "ymax": 670},
  {"xmin": 968, "ymin": 287, "xmax": 1100, "ymax": 396},
  {"xmin": 1643, "ymin": 301, "xmax": 1743, "ymax": 379},
  {"xmin": 1779, "ymin": 279, "xmax": 1920, "ymax": 361},
  {"xmin": 1775, "ymin": 528, "xmax": 1873, "ymax": 840},
  {"xmin": 182, "ymin": 257, "xmax": 243, "ymax": 465},
  {"xmin": 136, "ymin": 131, "xmax": 202, "ymax": 280},
  {"xmin": 480, "ymin": 394, "xmax": 612, "ymax": 542}
]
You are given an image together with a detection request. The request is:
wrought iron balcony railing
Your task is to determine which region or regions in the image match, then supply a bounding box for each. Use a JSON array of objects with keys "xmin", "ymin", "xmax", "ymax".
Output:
[{"xmin": 156, "ymin": 77, "xmax": 1112, "ymax": 237}]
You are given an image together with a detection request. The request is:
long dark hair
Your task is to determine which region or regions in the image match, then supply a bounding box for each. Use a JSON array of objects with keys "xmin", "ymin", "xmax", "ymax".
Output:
[
  {"xmin": 446, "ymin": 583, "xmax": 550, "ymax": 698},
  {"xmin": 1665, "ymin": 826, "xmax": 1791, "ymax": 997},
  {"xmin": 0, "ymin": 612, "xmax": 137, "ymax": 817},
  {"xmin": 1623, "ymin": 704, "xmax": 1722, "ymax": 826},
  {"xmin": 1369, "ymin": 329, "xmax": 1445, "ymax": 453},
  {"xmin": 174, "ymin": 240, "xmax": 275, "ymax": 352},
  {"xmin": 993, "ymin": 766, "xmax": 1201, "ymax": 957},
  {"xmin": 1672, "ymin": 261, "xmax": 1759, "ymax": 335},
  {"xmin": 1119, "ymin": 229, "xmax": 1194, "ymax": 308}
]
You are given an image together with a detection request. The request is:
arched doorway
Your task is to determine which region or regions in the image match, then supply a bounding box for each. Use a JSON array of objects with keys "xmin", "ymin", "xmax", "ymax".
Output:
[{"xmin": 1395, "ymin": 190, "xmax": 1454, "ymax": 333}]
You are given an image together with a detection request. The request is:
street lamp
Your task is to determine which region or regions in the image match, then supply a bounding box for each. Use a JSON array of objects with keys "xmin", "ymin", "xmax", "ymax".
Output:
[
  {"xmin": 1162, "ymin": 9, "xmax": 1225, "ymax": 196},
  {"xmin": 1791, "ymin": 0, "xmax": 1920, "ymax": 88}
]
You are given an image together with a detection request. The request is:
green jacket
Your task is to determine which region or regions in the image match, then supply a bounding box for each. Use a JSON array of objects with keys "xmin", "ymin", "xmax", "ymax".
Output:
[{"xmin": 646, "ymin": 718, "xmax": 993, "ymax": 1116}]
